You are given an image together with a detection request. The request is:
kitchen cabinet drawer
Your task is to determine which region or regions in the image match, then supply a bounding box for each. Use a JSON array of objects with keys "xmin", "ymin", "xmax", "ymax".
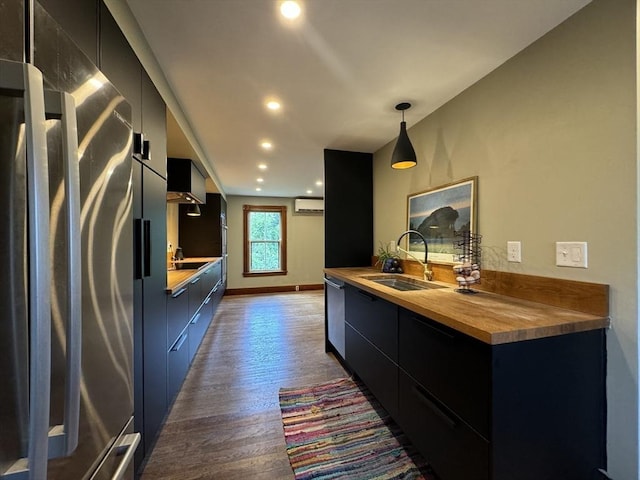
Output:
[
  {"xmin": 399, "ymin": 308, "xmax": 490, "ymax": 437},
  {"xmin": 345, "ymin": 285, "xmax": 398, "ymax": 361},
  {"xmin": 167, "ymin": 285, "xmax": 189, "ymax": 345},
  {"xmin": 188, "ymin": 296, "xmax": 212, "ymax": 362},
  {"xmin": 200, "ymin": 261, "xmax": 221, "ymax": 298},
  {"xmin": 210, "ymin": 278, "xmax": 224, "ymax": 314},
  {"xmin": 398, "ymin": 370, "xmax": 489, "ymax": 480},
  {"xmin": 188, "ymin": 274, "xmax": 204, "ymax": 319},
  {"xmin": 167, "ymin": 330, "xmax": 189, "ymax": 404},
  {"xmin": 345, "ymin": 324, "xmax": 398, "ymax": 418}
]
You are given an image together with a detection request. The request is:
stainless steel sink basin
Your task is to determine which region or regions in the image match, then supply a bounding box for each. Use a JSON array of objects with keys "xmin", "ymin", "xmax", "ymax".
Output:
[{"xmin": 362, "ymin": 275, "xmax": 446, "ymax": 291}]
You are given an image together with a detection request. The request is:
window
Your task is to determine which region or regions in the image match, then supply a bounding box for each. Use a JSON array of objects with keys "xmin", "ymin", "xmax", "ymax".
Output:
[{"xmin": 243, "ymin": 205, "xmax": 287, "ymax": 276}]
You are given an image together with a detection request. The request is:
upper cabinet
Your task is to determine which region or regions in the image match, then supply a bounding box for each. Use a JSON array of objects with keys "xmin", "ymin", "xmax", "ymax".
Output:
[
  {"xmin": 0, "ymin": 0, "xmax": 24, "ymax": 61},
  {"xmin": 141, "ymin": 71, "xmax": 167, "ymax": 177},
  {"xmin": 99, "ymin": 2, "xmax": 141, "ymax": 130},
  {"xmin": 99, "ymin": 1, "xmax": 166, "ymax": 177},
  {"xmin": 39, "ymin": 0, "xmax": 99, "ymax": 64},
  {"xmin": 178, "ymin": 193, "xmax": 226, "ymax": 258}
]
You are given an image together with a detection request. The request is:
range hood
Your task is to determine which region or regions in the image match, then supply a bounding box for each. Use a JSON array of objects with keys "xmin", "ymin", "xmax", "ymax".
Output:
[{"xmin": 167, "ymin": 157, "xmax": 206, "ymax": 204}]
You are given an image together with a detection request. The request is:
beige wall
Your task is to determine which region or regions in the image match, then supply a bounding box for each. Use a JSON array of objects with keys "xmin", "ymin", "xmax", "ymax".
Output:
[
  {"xmin": 373, "ymin": 1, "xmax": 637, "ymax": 477},
  {"xmin": 166, "ymin": 203, "xmax": 179, "ymax": 253},
  {"xmin": 226, "ymin": 195, "xmax": 324, "ymax": 289}
]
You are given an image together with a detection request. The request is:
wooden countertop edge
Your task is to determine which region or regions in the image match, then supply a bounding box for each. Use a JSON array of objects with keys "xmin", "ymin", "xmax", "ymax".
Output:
[
  {"xmin": 324, "ymin": 267, "xmax": 610, "ymax": 345},
  {"xmin": 166, "ymin": 257, "xmax": 222, "ymax": 294}
]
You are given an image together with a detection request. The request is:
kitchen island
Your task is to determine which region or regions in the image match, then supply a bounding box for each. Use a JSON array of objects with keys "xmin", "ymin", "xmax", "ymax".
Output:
[{"xmin": 324, "ymin": 266, "xmax": 609, "ymax": 480}]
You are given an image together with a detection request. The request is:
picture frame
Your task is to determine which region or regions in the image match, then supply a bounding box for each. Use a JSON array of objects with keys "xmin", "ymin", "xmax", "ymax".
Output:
[{"xmin": 405, "ymin": 176, "xmax": 478, "ymax": 264}]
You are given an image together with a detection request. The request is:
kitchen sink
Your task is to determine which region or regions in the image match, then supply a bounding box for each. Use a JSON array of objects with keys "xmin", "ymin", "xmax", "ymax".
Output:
[{"xmin": 361, "ymin": 275, "xmax": 446, "ymax": 291}]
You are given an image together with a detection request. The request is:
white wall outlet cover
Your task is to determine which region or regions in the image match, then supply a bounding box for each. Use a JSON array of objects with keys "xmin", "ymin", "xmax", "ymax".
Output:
[
  {"xmin": 556, "ymin": 242, "xmax": 588, "ymax": 268},
  {"xmin": 507, "ymin": 241, "xmax": 522, "ymax": 263}
]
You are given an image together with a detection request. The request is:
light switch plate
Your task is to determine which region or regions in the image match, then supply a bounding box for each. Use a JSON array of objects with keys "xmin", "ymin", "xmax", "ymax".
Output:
[{"xmin": 556, "ymin": 242, "xmax": 588, "ymax": 268}]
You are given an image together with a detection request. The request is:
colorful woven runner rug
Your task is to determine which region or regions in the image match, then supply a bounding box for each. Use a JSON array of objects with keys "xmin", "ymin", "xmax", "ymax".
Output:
[{"xmin": 279, "ymin": 377, "xmax": 433, "ymax": 479}]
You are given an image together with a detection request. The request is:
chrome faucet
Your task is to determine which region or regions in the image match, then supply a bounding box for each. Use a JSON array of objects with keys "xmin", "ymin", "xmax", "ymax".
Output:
[{"xmin": 396, "ymin": 230, "xmax": 433, "ymax": 281}]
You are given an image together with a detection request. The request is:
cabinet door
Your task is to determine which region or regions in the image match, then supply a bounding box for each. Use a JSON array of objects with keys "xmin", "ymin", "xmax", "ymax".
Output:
[
  {"xmin": 345, "ymin": 324, "xmax": 398, "ymax": 418},
  {"xmin": 324, "ymin": 149, "xmax": 372, "ymax": 268},
  {"xmin": 167, "ymin": 285, "xmax": 189, "ymax": 346},
  {"xmin": 345, "ymin": 285, "xmax": 398, "ymax": 361},
  {"xmin": 139, "ymin": 163, "xmax": 168, "ymax": 456},
  {"xmin": 397, "ymin": 370, "xmax": 489, "ymax": 480},
  {"xmin": 187, "ymin": 274, "xmax": 204, "ymax": 320},
  {"xmin": 0, "ymin": 0, "xmax": 24, "ymax": 61},
  {"xmin": 39, "ymin": 0, "xmax": 98, "ymax": 63},
  {"xmin": 178, "ymin": 193, "xmax": 223, "ymax": 257},
  {"xmin": 141, "ymin": 70, "xmax": 166, "ymax": 177},
  {"xmin": 399, "ymin": 308, "xmax": 490, "ymax": 438},
  {"xmin": 188, "ymin": 304, "xmax": 210, "ymax": 363},
  {"xmin": 200, "ymin": 262, "xmax": 220, "ymax": 297},
  {"xmin": 167, "ymin": 330, "xmax": 189, "ymax": 404},
  {"xmin": 99, "ymin": 2, "xmax": 141, "ymax": 131}
]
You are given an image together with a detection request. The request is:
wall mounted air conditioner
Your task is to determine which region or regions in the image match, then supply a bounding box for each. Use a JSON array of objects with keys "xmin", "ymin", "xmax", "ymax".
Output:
[{"xmin": 294, "ymin": 197, "xmax": 324, "ymax": 214}]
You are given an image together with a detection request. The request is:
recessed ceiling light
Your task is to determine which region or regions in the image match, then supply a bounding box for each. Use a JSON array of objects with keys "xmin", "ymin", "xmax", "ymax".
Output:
[
  {"xmin": 256, "ymin": 187, "xmax": 262, "ymax": 192},
  {"xmin": 260, "ymin": 141, "xmax": 273, "ymax": 150},
  {"xmin": 306, "ymin": 189, "xmax": 313, "ymax": 195},
  {"xmin": 266, "ymin": 100, "xmax": 281, "ymax": 111},
  {"xmin": 258, "ymin": 163, "xmax": 268, "ymax": 170},
  {"xmin": 315, "ymin": 180, "xmax": 323, "ymax": 186},
  {"xmin": 280, "ymin": 1, "xmax": 301, "ymax": 20},
  {"xmin": 257, "ymin": 178, "xmax": 264, "ymax": 183}
]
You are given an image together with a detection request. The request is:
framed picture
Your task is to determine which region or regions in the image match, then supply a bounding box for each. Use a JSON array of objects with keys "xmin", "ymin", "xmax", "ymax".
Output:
[{"xmin": 405, "ymin": 177, "xmax": 477, "ymax": 264}]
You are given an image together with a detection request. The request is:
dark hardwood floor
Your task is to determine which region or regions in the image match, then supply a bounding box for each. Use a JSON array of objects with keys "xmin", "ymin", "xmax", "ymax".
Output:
[{"xmin": 140, "ymin": 291, "xmax": 347, "ymax": 479}]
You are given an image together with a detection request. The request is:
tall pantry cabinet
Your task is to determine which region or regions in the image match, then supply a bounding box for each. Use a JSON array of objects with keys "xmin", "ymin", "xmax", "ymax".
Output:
[
  {"xmin": 323, "ymin": 149, "xmax": 373, "ymax": 360},
  {"xmin": 99, "ymin": 3, "xmax": 168, "ymax": 472}
]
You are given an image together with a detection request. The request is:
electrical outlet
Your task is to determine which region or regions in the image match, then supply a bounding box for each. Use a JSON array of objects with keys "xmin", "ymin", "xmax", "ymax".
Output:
[
  {"xmin": 556, "ymin": 242, "xmax": 588, "ymax": 268},
  {"xmin": 507, "ymin": 241, "xmax": 522, "ymax": 263},
  {"xmin": 389, "ymin": 240, "xmax": 396, "ymax": 252}
]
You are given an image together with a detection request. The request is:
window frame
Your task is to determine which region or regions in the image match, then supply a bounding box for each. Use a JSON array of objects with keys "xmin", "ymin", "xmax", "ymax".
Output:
[{"xmin": 242, "ymin": 204, "xmax": 288, "ymax": 277}]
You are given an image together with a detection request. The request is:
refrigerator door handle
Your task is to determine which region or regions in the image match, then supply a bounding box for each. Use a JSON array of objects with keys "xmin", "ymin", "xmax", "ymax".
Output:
[
  {"xmin": 134, "ymin": 218, "xmax": 144, "ymax": 279},
  {"xmin": 0, "ymin": 61, "xmax": 52, "ymax": 480},
  {"xmin": 43, "ymin": 91, "xmax": 82, "ymax": 458},
  {"xmin": 110, "ymin": 433, "xmax": 141, "ymax": 480},
  {"xmin": 143, "ymin": 219, "xmax": 151, "ymax": 277}
]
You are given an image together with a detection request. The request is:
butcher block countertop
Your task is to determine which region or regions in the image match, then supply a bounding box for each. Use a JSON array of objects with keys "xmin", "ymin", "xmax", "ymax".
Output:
[
  {"xmin": 167, "ymin": 257, "xmax": 222, "ymax": 294},
  {"xmin": 324, "ymin": 267, "xmax": 610, "ymax": 345}
]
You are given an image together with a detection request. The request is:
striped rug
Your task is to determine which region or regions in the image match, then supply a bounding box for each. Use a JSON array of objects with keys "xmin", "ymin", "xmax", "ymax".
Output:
[{"xmin": 279, "ymin": 377, "xmax": 433, "ymax": 480}]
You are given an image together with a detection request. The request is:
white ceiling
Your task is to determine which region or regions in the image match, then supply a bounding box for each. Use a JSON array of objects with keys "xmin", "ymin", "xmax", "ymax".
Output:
[{"xmin": 125, "ymin": 0, "xmax": 591, "ymax": 198}]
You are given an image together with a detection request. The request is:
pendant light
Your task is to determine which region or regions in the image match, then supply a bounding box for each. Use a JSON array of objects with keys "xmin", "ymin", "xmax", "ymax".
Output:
[
  {"xmin": 391, "ymin": 102, "xmax": 417, "ymax": 169},
  {"xmin": 186, "ymin": 203, "xmax": 201, "ymax": 217}
]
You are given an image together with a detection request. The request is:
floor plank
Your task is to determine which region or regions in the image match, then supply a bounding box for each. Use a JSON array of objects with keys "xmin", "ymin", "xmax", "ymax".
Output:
[{"xmin": 140, "ymin": 291, "xmax": 347, "ymax": 479}]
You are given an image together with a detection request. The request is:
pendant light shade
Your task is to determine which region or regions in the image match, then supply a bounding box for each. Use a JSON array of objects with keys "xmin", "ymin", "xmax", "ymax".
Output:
[
  {"xmin": 391, "ymin": 102, "xmax": 417, "ymax": 169},
  {"xmin": 186, "ymin": 203, "xmax": 201, "ymax": 217}
]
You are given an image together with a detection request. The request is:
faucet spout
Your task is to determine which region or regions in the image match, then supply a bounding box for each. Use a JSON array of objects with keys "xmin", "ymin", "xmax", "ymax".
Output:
[
  {"xmin": 396, "ymin": 230, "xmax": 432, "ymax": 281},
  {"xmin": 396, "ymin": 230, "xmax": 428, "ymax": 263}
]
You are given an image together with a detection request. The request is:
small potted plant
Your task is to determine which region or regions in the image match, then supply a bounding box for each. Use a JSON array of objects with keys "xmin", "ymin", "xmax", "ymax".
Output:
[{"xmin": 375, "ymin": 242, "xmax": 403, "ymax": 273}]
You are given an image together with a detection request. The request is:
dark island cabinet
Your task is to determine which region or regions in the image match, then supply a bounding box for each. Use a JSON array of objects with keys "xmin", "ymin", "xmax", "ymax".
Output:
[
  {"xmin": 344, "ymin": 288, "xmax": 606, "ymax": 480},
  {"xmin": 398, "ymin": 309, "xmax": 490, "ymax": 438},
  {"xmin": 344, "ymin": 284, "xmax": 399, "ymax": 418}
]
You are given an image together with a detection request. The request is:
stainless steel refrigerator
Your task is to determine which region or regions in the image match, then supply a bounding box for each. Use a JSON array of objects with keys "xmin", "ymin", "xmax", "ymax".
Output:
[{"xmin": 0, "ymin": 2, "xmax": 138, "ymax": 478}]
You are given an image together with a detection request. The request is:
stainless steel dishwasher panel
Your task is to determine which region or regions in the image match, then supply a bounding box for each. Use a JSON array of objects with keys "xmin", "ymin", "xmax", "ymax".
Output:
[{"xmin": 325, "ymin": 276, "xmax": 345, "ymax": 359}]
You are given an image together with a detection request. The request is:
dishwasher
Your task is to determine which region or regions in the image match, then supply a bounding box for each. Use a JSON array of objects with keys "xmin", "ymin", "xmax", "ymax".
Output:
[{"xmin": 324, "ymin": 275, "xmax": 345, "ymax": 359}]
